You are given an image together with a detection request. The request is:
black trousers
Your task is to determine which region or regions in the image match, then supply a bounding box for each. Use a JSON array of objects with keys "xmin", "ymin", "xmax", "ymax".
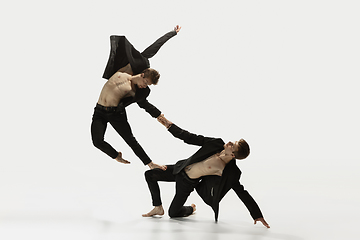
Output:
[
  {"xmin": 144, "ymin": 165, "xmax": 200, "ymax": 218},
  {"xmin": 91, "ymin": 104, "xmax": 151, "ymax": 165}
]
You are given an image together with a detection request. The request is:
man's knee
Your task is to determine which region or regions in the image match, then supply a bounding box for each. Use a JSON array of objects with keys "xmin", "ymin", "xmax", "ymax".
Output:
[
  {"xmin": 168, "ymin": 208, "xmax": 177, "ymax": 218},
  {"xmin": 144, "ymin": 170, "xmax": 155, "ymax": 182},
  {"xmin": 168, "ymin": 206, "xmax": 192, "ymax": 218},
  {"xmin": 168, "ymin": 207, "xmax": 184, "ymax": 218},
  {"xmin": 92, "ymin": 137, "xmax": 103, "ymax": 149}
]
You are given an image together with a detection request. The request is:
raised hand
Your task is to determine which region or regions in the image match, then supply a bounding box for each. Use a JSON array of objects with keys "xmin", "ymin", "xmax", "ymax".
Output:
[{"xmin": 174, "ymin": 25, "xmax": 182, "ymax": 33}]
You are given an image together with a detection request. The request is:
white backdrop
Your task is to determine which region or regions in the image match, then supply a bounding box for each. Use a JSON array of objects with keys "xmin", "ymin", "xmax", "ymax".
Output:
[{"xmin": 1, "ymin": 1, "xmax": 359, "ymax": 239}]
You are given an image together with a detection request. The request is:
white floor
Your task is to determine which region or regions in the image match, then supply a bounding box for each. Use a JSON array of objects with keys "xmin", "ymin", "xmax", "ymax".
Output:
[
  {"xmin": 0, "ymin": 208, "xmax": 356, "ymax": 240},
  {"xmin": 1, "ymin": 179, "xmax": 358, "ymax": 240},
  {"xmin": 0, "ymin": 216, "xmax": 296, "ymax": 240},
  {"xmin": 1, "ymin": 159, "xmax": 358, "ymax": 240}
]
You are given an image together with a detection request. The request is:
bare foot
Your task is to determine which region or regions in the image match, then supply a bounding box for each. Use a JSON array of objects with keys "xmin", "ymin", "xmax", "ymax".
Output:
[
  {"xmin": 115, "ymin": 152, "xmax": 130, "ymax": 164},
  {"xmin": 148, "ymin": 162, "xmax": 167, "ymax": 171},
  {"xmin": 142, "ymin": 206, "xmax": 165, "ymax": 217},
  {"xmin": 191, "ymin": 204, "xmax": 196, "ymax": 214}
]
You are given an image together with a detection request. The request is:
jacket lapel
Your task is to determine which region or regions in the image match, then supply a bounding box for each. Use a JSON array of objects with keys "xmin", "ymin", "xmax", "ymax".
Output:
[{"xmin": 173, "ymin": 139, "xmax": 224, "ymax": 174}]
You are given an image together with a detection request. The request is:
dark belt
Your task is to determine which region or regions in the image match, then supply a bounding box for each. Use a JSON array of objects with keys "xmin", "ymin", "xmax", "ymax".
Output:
[{"xmin": 96, "ymin": 103, "xmax": 118, "ymax": 112}]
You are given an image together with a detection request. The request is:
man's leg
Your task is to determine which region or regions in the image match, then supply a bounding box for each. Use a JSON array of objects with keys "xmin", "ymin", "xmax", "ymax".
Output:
[
  {"xmin": 91, "ymin": 109, "xmax": 119, "ymax": 159},
  {"xmin": 142, "ymin": 165, "xmax": 175, "ymax": 217},
  {"xmin": 145, "ymin": 165, "xmax": 175, "ymax": 206},
  {"xmin": 168, "ymin": 171, "xmax": 199, "ymax": 218},
  {"xmin": 109, "ymin": 110, "xmax": 152, "ymax": 165}
]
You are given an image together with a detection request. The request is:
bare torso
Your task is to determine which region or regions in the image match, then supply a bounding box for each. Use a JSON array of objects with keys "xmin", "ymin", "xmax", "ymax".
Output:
[
  {"xmin": 184, "ymin": 153, "xmax": 226, "ymax": 179},
  {"xmin": 97, "ymin": 72, "xmax": 135, "ymax": 107}
]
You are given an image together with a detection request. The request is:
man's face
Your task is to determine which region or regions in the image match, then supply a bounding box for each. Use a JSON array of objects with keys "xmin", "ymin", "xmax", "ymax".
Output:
[
  {"xmin": 138, "ymin": 77, "xmax": 153, "ymax": 88},
  {"xmin": 224, "ymin": 141, "xmax": 239, "ymax": 156}
]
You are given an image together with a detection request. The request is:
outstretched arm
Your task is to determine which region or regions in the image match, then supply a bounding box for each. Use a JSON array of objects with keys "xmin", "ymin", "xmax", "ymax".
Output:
[
  {"xmin": 232, "ymin": 181, "xmax": 269, "ymax": 228},
  {"xmin": 141, "ymin": 25, "xmax": 181, "ymax": 59},
  {"xmin": 157, "ymin": 114, "xmax": 220, "ymax": 146},
  {"xmin": 137, "ymin": 99, "xmax": 162, "ymax": 118}
]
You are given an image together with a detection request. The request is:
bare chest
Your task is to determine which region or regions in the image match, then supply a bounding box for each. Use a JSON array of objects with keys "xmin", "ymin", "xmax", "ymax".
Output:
[
  {"xmin": 114, "ymin": 80, "xmax": 134, "ymax": 97},
  {"xmin": 185, "ymin": 153, "xmax": 226, "ymax": 179},
  {"xmin": 98, "ymin": 80, "xmax": 134, "ymax": 106}
]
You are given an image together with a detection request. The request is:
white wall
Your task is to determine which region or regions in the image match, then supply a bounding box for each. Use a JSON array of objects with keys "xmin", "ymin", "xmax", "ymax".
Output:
[{"xmin": 0, "ymin": 1, "xmax": 359, "ymax": 236}]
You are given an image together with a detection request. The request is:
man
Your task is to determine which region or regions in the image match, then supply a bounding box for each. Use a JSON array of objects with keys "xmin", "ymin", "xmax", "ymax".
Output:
[
  {"xmin": 91, "ymin": 26, "xmax": 181, "ymax": 169},
  {"xmin": 142, "ymin": 115, "xmax": 270, "ymax": 228}
]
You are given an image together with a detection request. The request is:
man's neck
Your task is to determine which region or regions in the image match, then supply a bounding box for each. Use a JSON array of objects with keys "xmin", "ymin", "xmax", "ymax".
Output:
[
  {"xmin": 129, "ymin": 74, "xmax": 138, "ymax": 81},
  {"xmin": 219, "ymin": 150, "xmax": 234, "ymax": 164},
  {"xmin": 129, "ymin": 75, "xmax": 140, "ymax": 91}
]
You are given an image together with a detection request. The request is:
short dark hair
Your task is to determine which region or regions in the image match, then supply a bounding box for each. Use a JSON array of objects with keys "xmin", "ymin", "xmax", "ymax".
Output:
[
  {"xmin": 234, "ymin": 139, "xmax": 250, "ymax": 160},
  {"xmin": 142, "ymin": 68, "xmax": 160, "ymax": 85}
]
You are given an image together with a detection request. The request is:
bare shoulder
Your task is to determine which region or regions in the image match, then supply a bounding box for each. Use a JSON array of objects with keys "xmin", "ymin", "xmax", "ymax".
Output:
[
  {"xmin": 110, "ymin": 72, "xmax": 130, "ymax": 82},
  {"xmin": 114, "ymin": 71, "xmax": 130, "ymax": 78}
]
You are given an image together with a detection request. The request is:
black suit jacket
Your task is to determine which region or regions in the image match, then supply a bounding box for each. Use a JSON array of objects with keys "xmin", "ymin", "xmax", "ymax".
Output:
[
  {"xmin": 168, "ymin": 124, "xmax": 225, "ymax": 174},
  {"xmin": 102, "ymin": 30, "xmax": 177, "ymax": 118},
  {"xmin": 102, "ymin": 30, "xmax": 177, "ymax": 78},
  {"xmin": 168, "ymin": 124, "xmax": 264, "ymax": 222}
]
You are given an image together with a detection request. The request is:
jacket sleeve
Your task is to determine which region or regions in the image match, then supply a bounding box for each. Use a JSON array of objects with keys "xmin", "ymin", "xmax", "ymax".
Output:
[
  {"xmin": 141, "ymin": 30, "xmax": 177, "ymax": 59},
  {"xmin": 232, "ymin": 181, "xmax": 264, "ymax": 220},
  {"xmin": 168, "ymin": 124, "xmax": 218, "ymax": 146},
  {"xmin": 137, "ymin": 99, "xmax": 161, "ymax": 118}
]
